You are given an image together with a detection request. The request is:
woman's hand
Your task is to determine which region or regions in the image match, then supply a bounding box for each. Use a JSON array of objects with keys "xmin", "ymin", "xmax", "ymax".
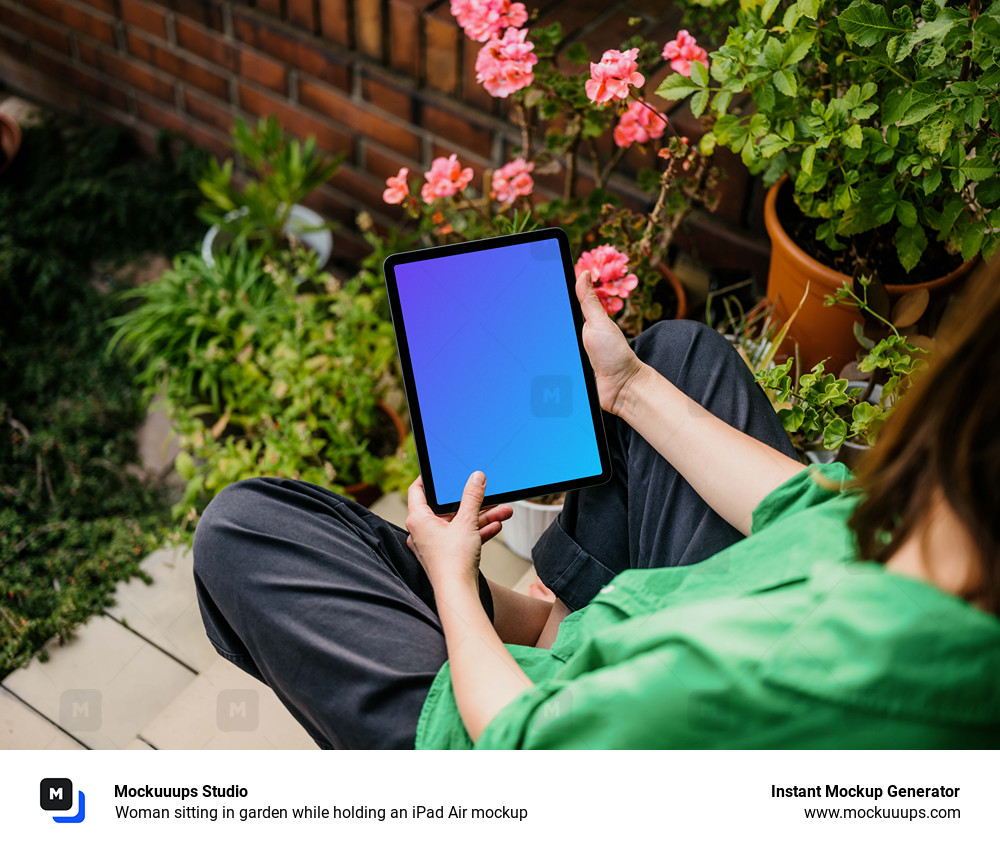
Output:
[
  {"xmin": 405, "ymin": 472, "xmax": 513, "ymax": 591},
  {"xmin": 576, "ymin": 271, "xmax": 646, "ymax": 417}
]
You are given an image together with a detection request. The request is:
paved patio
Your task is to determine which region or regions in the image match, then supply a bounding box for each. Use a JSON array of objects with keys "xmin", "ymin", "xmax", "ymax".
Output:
[{"xmin": 0, "ymin": 493, "xmax": 535, "ymax": 750}]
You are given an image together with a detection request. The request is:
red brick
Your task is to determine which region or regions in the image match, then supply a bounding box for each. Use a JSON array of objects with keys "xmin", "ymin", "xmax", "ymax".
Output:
[
  {"xmin": 0, "ymin": 48, "xmax": 83, "ymax": 111},
  {"xmin": 78, "ymin": 41, "xmax": 176, "ymax": 102},
  {"xmin": 421, "ymin": 101, "xmax": 493, "ymax": 159},
  {"xmin": 125, "ymin": 31, "xmax": 230, "ymax": 99},
  {"xmin": 233, "ymin": 12, "xmax": 351, "ymax": 90},
  {"xmin": 362, "ymin": 141, "xmax": 418, "ymax": 184},
  {"xmin": 31, "ymin": 0, "xmax": 115, "ymax": 44},
  {"xmin": 424, "ymin": 14, "xmax": 459, "ymax": 95},
  {"xmin": 387, "ymin": 0, "xmax": 418, "ymax": 77},
  {"xmin": 331, "ymin": 163, "xmax": 396, "ymax": 215},
  {"xmin": 165, "ymin": 0, "xmax": 225, "ymax": 30},
  {"xmin": 354, "ymin": 0, "xmax": 382, "ymax": 61},
  {"xmin": 0, "ymin": 4, "xmax": 72, "ymax": 54},
  {"xmin": 238, "ymin": 82, "xmax": 354, "ymax": 159},
  {"xmin": 33, "ymin": 46, "xmax": 131, "ymax": 112},
  {"xmin": 298, "ymin": 76, "xmax": 422, "ymax": 159},
  {"xmin": 318, "ymin": 0, "xmax": 351, "ymax": 47},
  {"xmin": 238, "ymin": 47, "xmax": 286, "ymax": 93},
  {"xmin": 120, "ymin": 0, "xmax": 169, "ymax": 39},
  {"xmin": 360, "ymin": 70, "xmax": 413, "ymax": 122},
  {"xmin": 461, "ymin": 37, "xmax": 495, "ymax": 113},
  {"xmin": 135, "ymin": 92, "xmax": 231, "ymax": 157},
  {"xmin": 287, "ymin": 0, "xmax": 317, "ymax": 33},
  {"xmin": 255, "ymin": 0, "xmax": 282, "ymax": 18},
  {"xmin": 75, "ymin": 0, "xmax": 116, "ymax": 15},
  {"xmin": 175, "ymin": 18, "xmax": 239, "ymax": 70},
  {"xmin": 0, "ymin": 25, "xmax": 30, "ymax": 64},
  {"xmin": 183, "ymin": 86, "xmax": 236, "ymax": 133}
]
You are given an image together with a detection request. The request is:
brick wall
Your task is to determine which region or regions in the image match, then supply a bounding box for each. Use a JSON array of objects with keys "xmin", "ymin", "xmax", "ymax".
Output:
[{"xmin": 0, "ymin": 0, "xmax": 768, "ymax": 274}]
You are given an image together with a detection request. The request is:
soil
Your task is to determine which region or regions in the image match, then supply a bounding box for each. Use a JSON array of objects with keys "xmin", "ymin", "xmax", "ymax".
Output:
[
  {"xmin": 775, "ymin": 181, "xmax": 965, "ymax": 287},
  {"xmin": 366, "ymin": 403, "xmax": 402, "ymax": 460}
]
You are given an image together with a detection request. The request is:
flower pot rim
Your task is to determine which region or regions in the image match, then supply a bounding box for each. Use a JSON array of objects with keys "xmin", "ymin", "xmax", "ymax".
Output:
[
  {"xmin": 200, "ymin": 202, "xmax": 332, "ymax": 268},
  {"xmin": 0, "ymin": 111, "xmax": 23, "ymax": 179}
]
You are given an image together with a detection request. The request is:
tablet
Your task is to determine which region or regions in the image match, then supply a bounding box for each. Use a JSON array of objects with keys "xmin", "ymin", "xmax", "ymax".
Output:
[{"xmin": 383, "ymin": 228, "xmax": 612, "ymax": 514}]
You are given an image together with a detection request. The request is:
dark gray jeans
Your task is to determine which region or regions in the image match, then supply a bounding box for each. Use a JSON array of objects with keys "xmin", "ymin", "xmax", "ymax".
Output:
[{"xmin": 193, "ymin": 320, "xmax": 795, "ymax": 749}]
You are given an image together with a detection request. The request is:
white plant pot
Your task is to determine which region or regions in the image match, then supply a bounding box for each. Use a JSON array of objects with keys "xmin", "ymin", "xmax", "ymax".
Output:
[
  {"xmin": 502, "ymin": 499, "xmax": 563, "ymax": 561},
  {"xmin": 201, "ymin": 203, "xmax": 332, "ymax": 268}
]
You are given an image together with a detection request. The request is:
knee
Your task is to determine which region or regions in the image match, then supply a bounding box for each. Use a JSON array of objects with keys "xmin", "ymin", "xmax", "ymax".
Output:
[
  {"xmin": 192, "ymin": 478, "xmax": 273, "ymax": 589},
  {"xmin": 632, "ymin": 319, "xmax": 732, "ymax": 370}
]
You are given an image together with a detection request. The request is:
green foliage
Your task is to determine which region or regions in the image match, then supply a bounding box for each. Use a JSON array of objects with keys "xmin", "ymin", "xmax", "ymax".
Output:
[
  {"xmin": 0, "ymin": 119, "xmax": 202, "ymax": 676},
  {"xmin": 198, "ymin": 116, "xmax": 343, "ymax": 261},
  {"xmin": 110, "ymin": 243, "xmax": 405, "ymax": 529},
  {"xmin": 660, "ymin": 0, "xmax": 1000, "ymax": 274}
]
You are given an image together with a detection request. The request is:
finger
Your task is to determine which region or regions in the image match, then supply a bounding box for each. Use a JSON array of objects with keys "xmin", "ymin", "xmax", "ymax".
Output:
[
  {"xmin": 478, "ymin": 504, "xmax": 513, "ymax": 528},
  {"xmin": 479, "ymin": 521, "xmax": 504, "ymax": 544},
  {"xmin": 406, "ymin": 475, "xmax": 428, "ymax": 516},
  {"xmin": 575, "ymin": 270, "xmax": 607, "ymax": 326},
  {"xmin": 456, "ymin": 470, "xmax": 487, "ymax": 526}
]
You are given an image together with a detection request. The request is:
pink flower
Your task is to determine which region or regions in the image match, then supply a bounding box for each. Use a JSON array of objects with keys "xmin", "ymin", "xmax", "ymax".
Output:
[
  {"xmin": 613, "ymin": 101, "xmax": 667, "ymax": 148},
  {"xmin": 661, "ymin": 30, "xmax": 708, "ymax": 77},
  {"xmin": 584, "ymin": 48, "xmax": 644, "ymax": 104},
  {"xmin": 451, "ymin": 0, "xmax": 528, "ymax": 43},
  {"xmin": 475, "ymin": 27, "xmax": 538, "ymax": 98},
  {"xmin": 420, "ymin": 154, "xmax": 474, "ymax": 203},
  {"xmin": 382, "ymin": 167, "xmax": 410, "ymax": 205},
  {"xmin": 575, "ymin": 244, "xmax": 639, "ymax": 315},
  {"xmin": 491, "ymin": 157, "xmax": 534, "ymax": 205}
]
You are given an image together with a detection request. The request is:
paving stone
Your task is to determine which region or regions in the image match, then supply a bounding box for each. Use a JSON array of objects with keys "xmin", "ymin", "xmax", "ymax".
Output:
[
  {"xmin": 370, "ymin": 492, "xmax": 532, "ymax": 589},
  {"xmin": 140, "ymin": 658, "xmax": 317, "ymax": 750},
  {"xmin": 2, "ymin": 615, "xmax": 195, "ymax": 750},
  {"xmin": 125, "ymin": 738, "xmax": 155, "ymax": 750},
  {"xmin": 107, "ymin": 545, "xmax": 217, "ymax": 673},
  {"xmin": 0, "ymin": 688, "xmax": 85, "ymax": 750}
]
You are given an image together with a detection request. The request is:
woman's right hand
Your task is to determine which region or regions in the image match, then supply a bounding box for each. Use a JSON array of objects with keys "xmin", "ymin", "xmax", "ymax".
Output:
[{"xmin": 575, "ymin": 271, "xmax": 646, "ymax": 417}]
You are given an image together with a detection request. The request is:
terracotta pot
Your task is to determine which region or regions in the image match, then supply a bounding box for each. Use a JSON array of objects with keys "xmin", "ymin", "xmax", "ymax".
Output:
[
  {"xmin": 343, "ymin": 401, "xmax": 407, "ymax": 508},
  {"xmin": 659, "ymin": 262, "xmax": 688, "ymax": 320},
  {"xmin": 0, "ymin": 111, "xmax": 23, "ymax": 180},
  {"xmin": 763, "ymin": 178, "xmax": 976, "ymax": 375}
]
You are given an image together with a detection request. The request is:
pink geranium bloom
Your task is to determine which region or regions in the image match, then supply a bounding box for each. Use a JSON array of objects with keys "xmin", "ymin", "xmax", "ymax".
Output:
[
  {"xmin": 575, "ymin": 244, "xmax": 639, "ymax": 315},
  {"xmin": 613, "ymin": 101, "xmax": 668, "ymax": 148},
  {"xmin": 661, "ymin": 30, "xmax": 708, "ymax": 77},
  {"xmin": 420, "ymin": 154, "xmax": 474, "ymax": 203},
  {"xmin": 382, "ymin": 167, "xmax": 410, "ymax": 205},
  {"xmin": 475, "ymin": 27, "xmax": 538, "ymax": 98},
  {"xmin": 491, "ymin": 157, "xmax": 534, "ymax": 205},
  {"xmin": 451, "ymin": 0, "xmax": 528, "ymax": 42},
  {"xmin": 584, "ymin": 48, "xmax": 644, "ymax": 104}
]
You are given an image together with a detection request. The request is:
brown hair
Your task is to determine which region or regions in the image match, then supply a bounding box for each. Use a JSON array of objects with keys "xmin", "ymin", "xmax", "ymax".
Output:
[{"xmin": 848, "ymin": 256, "xmax": 1000, "ymax": 615}]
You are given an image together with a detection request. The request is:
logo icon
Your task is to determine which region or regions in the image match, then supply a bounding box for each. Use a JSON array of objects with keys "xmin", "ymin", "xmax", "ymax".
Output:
[
  {"xmin": 40, "ymin": 778, "xmax": 86, "ymax": 823},
  {"xmin": 530, "ymin": 375, "xmax": 572, "ymax": 418},
  {"xmin": 217, "ymin": 689, "xmax": 259, "ymax": 731}
]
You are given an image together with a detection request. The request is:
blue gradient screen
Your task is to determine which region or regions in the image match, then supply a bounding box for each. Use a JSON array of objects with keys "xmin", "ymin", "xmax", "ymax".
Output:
[{"xmin": 394, "ymin": 237, "xmax": 604, "ymax": 505}]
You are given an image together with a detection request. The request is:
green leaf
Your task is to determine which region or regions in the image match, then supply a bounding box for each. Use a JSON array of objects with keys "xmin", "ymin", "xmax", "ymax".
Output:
[
  {"xmin": 852, "ymin": 402, "xmax": 879, "ymax": 427},
  {"xmin": 564, "ymin": 42, "xmax": 589, "ymax": 64},
  {"xmin": 960, "ymin": 156, "xmax": 996, "ymax": 182},
  {"xmin": 916, "ymin": 42, "xmax": 947, "ymax": 67},
  {"xmin": 838, "ymin": 0, "xmax": 906, "ymax": 47},
  {"xmin": 656, "ymin": 74, "xmax": 701, "ymax": 101},
  {"xmin": 938, "ymin": 197, "xmax": 966, "ymax": 240},
  {"xmin": 882, "ymin": 90, "xmax": 912, "ymax": 125},
  {"xmin": 822, "ymin": 418, "xmax": 848, "ymax": 450},
  {"xmin": 763, "ymin": 36, "xmax": 785, "ymax": 71},
  {"xmin": 922, "ymin": 169, "xmax": 942, "ymax": 194},
  {"xmin": 917, "ymin": 118, "xmax": 952, "ymax": 155},
  {"xmin": 774, "ymin": 69, "xmax": 796, "ymax": 97},
  {"xmin": 691, "ymin": 88, "xmax": 709, "ymax": 117},
  {"xmin": 961, "ymin": 219, "xmax": 985, "ymax": 259},
  {"xmin": 897, "ymin": 200, "xmax": 918, "ymax": 228},
  {"xmin": 801, "ymin": 143, "xmax": 817, "ymax": 175},
  {"xmin": 761, "ymin": 0, "xmax": 781, "ymax": 24},
  {"xmin": 896, "ymin": 223, "xmax": 928, "ymax": 272},
  {"xmin": 783, "ymin": 31, "xmax": 816, "ymax": 66},
  {"xmin": 899, "ymin": 96, "xmax": 942, "ymax": 126},
  {"xmin": 690, "ymin": 58, "xmax": 710, "ymax": 87},
  {"xmin": 754, "ymin": 82, "xmax": 776, "ymax": 113},
  {"xmin": 842, "ymin": 124, "xmax": 864, "ymax": 148}
]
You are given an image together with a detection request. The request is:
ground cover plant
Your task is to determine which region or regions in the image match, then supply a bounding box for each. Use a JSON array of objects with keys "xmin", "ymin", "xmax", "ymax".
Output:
[{"xmin": 0, "ymin": 117, "xmax": 206, "ymax": 676}]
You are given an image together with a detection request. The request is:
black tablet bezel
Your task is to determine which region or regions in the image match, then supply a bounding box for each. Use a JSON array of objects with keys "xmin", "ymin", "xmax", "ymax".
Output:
[{"xmin": 383, "ymin": 227, "xmax": 612, "ymax": 514}]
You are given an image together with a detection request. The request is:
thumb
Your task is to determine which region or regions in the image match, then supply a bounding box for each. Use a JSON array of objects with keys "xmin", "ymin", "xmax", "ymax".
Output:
[
  {"xmin": 576, "ymin": 270, "xmax": 607, "ymax": 326},
  {"xmin": 456, "ymin": 470, "xmax": 487, "ymax": 526}
]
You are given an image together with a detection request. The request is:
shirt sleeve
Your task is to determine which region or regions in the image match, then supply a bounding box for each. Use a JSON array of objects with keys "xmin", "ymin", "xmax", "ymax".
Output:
[{"xmin": 751, "ymin": 462, "xmax": 854, "ymax": 535}]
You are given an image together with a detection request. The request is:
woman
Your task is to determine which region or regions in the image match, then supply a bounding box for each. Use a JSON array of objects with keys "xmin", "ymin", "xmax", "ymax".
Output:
[{"xmin": 194, "ymin": 260, "xmax": 1000, "ymax": 749}]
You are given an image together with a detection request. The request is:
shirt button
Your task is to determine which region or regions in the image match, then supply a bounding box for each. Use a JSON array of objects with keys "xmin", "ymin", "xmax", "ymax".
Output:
[{"xmin": 599, "ymin": 585, "xmax": 615, "ymax": 594}]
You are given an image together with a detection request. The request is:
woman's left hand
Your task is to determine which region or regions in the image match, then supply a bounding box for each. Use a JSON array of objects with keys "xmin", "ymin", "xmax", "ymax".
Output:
[{"xmin": 405, "ymin": 472, "xmax": 513, "ymax": 590}]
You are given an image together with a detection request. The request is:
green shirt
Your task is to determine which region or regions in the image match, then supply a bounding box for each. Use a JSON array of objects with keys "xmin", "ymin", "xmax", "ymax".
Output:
[{"xmin": 415, "ymin": 464, "xmax": 1000, "ymax": 748}]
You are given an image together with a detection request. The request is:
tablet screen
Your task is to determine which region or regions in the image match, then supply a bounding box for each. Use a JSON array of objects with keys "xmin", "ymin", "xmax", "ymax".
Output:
[{"xmin": 385, "ymin": 229, "xmax": 610, "ymax": 512}]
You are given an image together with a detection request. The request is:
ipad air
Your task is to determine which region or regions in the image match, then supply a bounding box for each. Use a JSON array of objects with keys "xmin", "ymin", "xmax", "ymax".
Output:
[{"xmin": 383, "ymin": 228, "xmax": 612, "ymax": 513}]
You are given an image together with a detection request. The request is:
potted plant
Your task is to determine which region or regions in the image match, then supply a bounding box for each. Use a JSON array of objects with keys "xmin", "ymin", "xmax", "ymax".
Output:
[
  {"xmin": 109, "ymin": 243, "xmax": 405, "ymax": 530},
  {"xmin": 198, "ymin": 116, "xmax": 343, "ymax": 269},
  {"xmin": 661, "ymin": 0, "xmax": 1000, "ymax": 372}
]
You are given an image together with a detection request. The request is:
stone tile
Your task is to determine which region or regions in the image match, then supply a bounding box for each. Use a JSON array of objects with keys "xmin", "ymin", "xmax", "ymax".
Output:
[
  {"xmin": 125, "ymin": 738, "xmax": 155, "ymax": 750},
  {"xmin": 2, "ymin": 615, "xmax": 195, "ymax": 750},
  {"xmin": 134, "ymin": 395, "xmax": 180, "ymax": 479},
  {"xmin": 0, "ymin": 688, "xmax": 85, "ymax": 750},
  {"xmin": 106, "ymin": 545, "xmax": 217, "ymax": 673},
  {"xmin": 510, "ymin": 565, "xmax": 539, "ymax": 597},
  {"xmin": 140, "ymin": 658, "xmax": 317, "ymax": 750},
  {"xmin": 370, "ymin": 492, "xmax": 532, "ymax": 589}
]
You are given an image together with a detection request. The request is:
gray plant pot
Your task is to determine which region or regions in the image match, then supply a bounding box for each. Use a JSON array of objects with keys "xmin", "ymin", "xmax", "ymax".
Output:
[{"xmin": 201, "ymin": 203, "xmax": 332, "ymax": 268}]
